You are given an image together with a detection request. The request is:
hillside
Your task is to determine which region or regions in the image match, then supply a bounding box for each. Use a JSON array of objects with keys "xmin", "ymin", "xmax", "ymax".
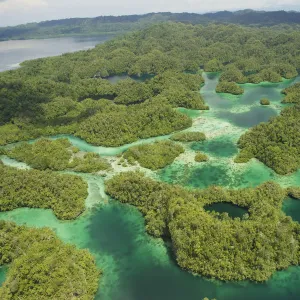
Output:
[{"xmin": 1, "ymin": 10, "xmax": 300, "ymax": 41}]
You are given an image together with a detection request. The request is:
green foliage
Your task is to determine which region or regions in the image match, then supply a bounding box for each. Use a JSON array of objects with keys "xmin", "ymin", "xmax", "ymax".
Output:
[
  {"xmin": 234, "ymin": 149, "xmax": 254, "ymax": 163},
  {"xmin": 69, "ymin": 152, "xmax": 111, "ymax": 173},
  {"xmin": 1, "ymin": 22, "xmax": 300, "ymax": 147},
  {"xmin": 258, "ymin": 68, "xmax": 282, "ymax": 82},
  {"xmin": 282, "ymin": 82, "xmax": 300, "ymax": 104},
  {"xmin": 219, "ymin": 67, "xmax": 247, "ymax": 83},
  {"xmin": 0, "ymin": 221, "xmax": 100, "ymax": 299},
  {"xmin": 237, "ymin": 105, "xmax": 300, "ymax": 174},
  {"xmin": 123, "ymin": 140, "xmax": 184, "ymax": 170},
  {"xmin": 150, "ymin": 71, "xmax": 207, "ymax": 110},
  {"xmin": 106, "ymin": 172, "xmax": 300, "ymax": 282},
  {"xmin": 76, "ymin": 100, "xmax": 192, "ymax": 146},
  {"xmin": 0, "ymin": 163, "xmax": 88, "ymax": 219},
  {"xmin": 8, "ymin": 138, "xmax": 72, "ymax": 171},
  {"xmin": 0, "ymin": 148, "xmax": 7, "ymax": 155},
  {"xmin": 113, "ymin": 78, "xmax": 153, "ymax": 105},
  {"xmin": 195, "ymin": 152, "xmax": 209, "ymax": 162},
  {"xmin": 271, "ymin": 63, "xmax": 298, "ymax": 79},
  {"xmin": 247, "ymin": 73, "xmax": 263, "ymax": 84},
  {"xmin": 7, "ymin": 138, "xmax": 111, "ymax": 172},
  {"xmin": 260, "ymin": 98, "xmax": 271, "ymax": 105},
  {"xmin": 287, "ymin": 187, "xmax": 300, "ymax": 199},
  {"xmin": 2, "ymin": 11, "xmax": 300, "ymax": 41},
  {"xmin": 170, "ymin": 131, "xmax": 206, "ymax": 142},
  {"xmin": 204, "ymin": 59, "xmax": 223, "ymax": 72},
  {"xmin": 216, "ymin": 82, "xmax": 244, "ymax": 95}
]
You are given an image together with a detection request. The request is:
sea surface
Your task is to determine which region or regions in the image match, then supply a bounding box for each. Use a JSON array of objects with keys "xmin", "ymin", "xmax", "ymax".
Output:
[
  {"xmin": 1, "ymin": 40, "xmax": 300, "ymax": 300},
  {"xmin": 0, "ymin": 36, "xmax": 112, "ymax": 72}
]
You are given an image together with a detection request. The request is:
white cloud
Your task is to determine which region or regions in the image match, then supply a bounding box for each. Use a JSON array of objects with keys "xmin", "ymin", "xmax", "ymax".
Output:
[
  {"xmin": 0, "ymin": 0, "xmax": 47, "ymax": 12},
  {"xmin": 0, "ymin": 0, "xmax": 299, "ymax": 26}
]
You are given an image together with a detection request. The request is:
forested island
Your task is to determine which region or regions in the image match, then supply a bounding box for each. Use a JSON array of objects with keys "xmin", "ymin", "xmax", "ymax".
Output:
[
  {"xmin": 1, "ymin": 10, "xmax": 300, "ymax": 41},
  {"xmin": 123, "ymin": 140, "xmax": 184, "ymax": 170},
  {"xmin": 0, "ymin": 162, "xmax": 88, "ymax": 219},
  {"xmin": 0, "ymin": 221, "xmax": 100, "ymax": 299},
  {"xmin": 106, "ymin": 172, "xmax": 300, "ymax": 281},
  {"xmin": 5, "ymin": 138, "xmax": 111, "ymax": 172},
  {"xmin": 1, "ymin": 16, "xmax": 300, "ymax": 299},
  {"xmin": 1, "ymin": 22, "xmax": 299, "ymax": 147},
  {"xmin": 235, "ymin": 105, "xmax": 300, "ymax": 174}
]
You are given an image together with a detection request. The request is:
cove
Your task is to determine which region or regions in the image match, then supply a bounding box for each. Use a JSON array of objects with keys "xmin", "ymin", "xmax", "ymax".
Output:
[
  {"xmin": 0, "ymin": 267, "xmax": 7, "ymax": 286},
  {"xmin": 282, "ymin": 197, "xmax": 300, "ymax": 223},
  {"xmin": 204, "ymin": 202, "xmax": 248, "ymax": 219},
  {"xmin": 216, "ymin": 106, "xmax": 278, "ymax": 128},
  {"xmin": 106, "ymin": 74, "xmax": 154, "ymax": 84},
  {"xmin": 201, "ymin": 73, "xmax": 298, "ymax": 128}
]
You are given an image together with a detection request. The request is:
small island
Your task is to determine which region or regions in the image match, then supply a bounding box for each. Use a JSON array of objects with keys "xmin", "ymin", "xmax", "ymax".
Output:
[
  {"xmin": 0, "ymin": 162, "xmax": 88, "ymax": 220},
  {"xmin": 7, "ymin": 138, "xmax": 111, "ymax": 173},
  {"xmin": 106, "ymin": 171, "xmax": 300, "ymax": 282},
  {"xmin": 281, "ymin": 82, "xmax": 300, "ymax": 104},
  {"xmin": 0, "ymin": 221, "xmax": 100, "ymax": 299},
  {"xmin": 170, "ymin": 131, "xmax": 206, "ymax": 142},
  {"xmin": 260, "ymin": 98, "xmax": 270, "ymax": 105},
  {"xmin": 216, "ymin": 81, "xmax": 244, "ymax": 95},
  {"xmin": 123, "ymin": 140, "xmax": 184, "ymax": 170},
  {"xmin": 195, "ymin": 152, "xmax": 209, "ymax": 162},
  {"xmin": 236, "ymin": 105, "xmax": 300, "ymax": 174}
]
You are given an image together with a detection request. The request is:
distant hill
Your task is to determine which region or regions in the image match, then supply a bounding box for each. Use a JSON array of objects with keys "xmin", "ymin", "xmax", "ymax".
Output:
[{"xmin": 1, "ymin": 10, "xmax": 300, "ymax": 41}]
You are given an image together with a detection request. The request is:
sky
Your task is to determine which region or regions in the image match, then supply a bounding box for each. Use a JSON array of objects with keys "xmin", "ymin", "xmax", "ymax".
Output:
[{"xmin": 0, "ymin": 0, "xmax": 300, "ymax": 27}]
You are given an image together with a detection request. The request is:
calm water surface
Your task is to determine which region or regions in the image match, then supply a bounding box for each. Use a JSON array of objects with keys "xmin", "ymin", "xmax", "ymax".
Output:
[
  {"xmin": 204, "ymin": 202, "xmax": 248, "ymax": 218},
  {"xmin": 0, "ymin": 36, "xmax": 112, "ymax": 72}
]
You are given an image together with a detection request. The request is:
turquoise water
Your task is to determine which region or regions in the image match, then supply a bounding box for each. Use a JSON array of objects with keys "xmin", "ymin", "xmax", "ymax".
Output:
[
  {"xmin": 1, "ymin": 202, "xmax": 300, "ymax": 300},
  {"xmin": 191, "ymin": 135, "xmax": 238, "ymax": 157},
  {"xmin": 216, "ymin": 106, "xmax": 278, "ymax": 128},
  {"xmin": 201, "ymin": 72, "xmax": 295, "ymax": 128},
  {"xmin": 0, "ymin": 267, "xmax": 7, "ymax": 286},
  {"xmin": 1, "ymin": 72, "xmax": 300, "ymax": 299},
  {"xmin": 159, "ymin": 158, "xmax": 300, "ymax": 190}
]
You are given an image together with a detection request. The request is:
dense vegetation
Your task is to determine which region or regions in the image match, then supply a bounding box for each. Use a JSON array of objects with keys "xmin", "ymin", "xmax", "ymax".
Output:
[
  {"xmin": 0, "ymin": 162, "xmax": 88, "ymax": 219},
  {"xmin": 219, "ymin": 66, "xmax": 247, "ymax": 83},
  {"xmin": 106, "ymin": 172, "xmax": 300, "ymax": 282},
  {"xmin": 288, "ymin": 187, "xmax": 300, "ymax": 199},
  {"xmin": 216, "ymin": 82, "xmax": 244, "ymax": 95},
  {"xmin": 282, "ymin": 82, "xmax": 300, "ymax": 104},
  {"xmin": 2, "ymin": 10, "xmax": 300, "ymax": 41},
  {"xmin": 170, "ymin": 131, "xmax": 206, "ymax": 142},
  {"xmin": 7, "ymin": 138, "xmax": 71, "ymax": 170},
  {"xmin": 7, "ymin": 138, "xmax": 110, "ymax": 172},
  {"xmin": 1, "ymin": 18, "xmax": 300, "ymax": 293},
  {"xmin": 260, "ymin": 98, "xmax": 270, "ymax": 105},
  {"xmin": 0, "ymin": 221, "xmax": 100, "ymax": 299},
  {"xmin": 1, "ymin": 22, "xmax": 300, "ymax": 144},
  {"xmin": 123, "ymin": 140, "xmax": 184, "ymax": 170},
  {"xmin": 195, "ymin": 152, "xmax": 209, "ymax": 162},
  {"xmin": 69, "ymin": 152, "xmax": 111, "ymax": 173},
  {"xmin": 236, "ymin": 105, "xmax": 300, "ymax": 174}
]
